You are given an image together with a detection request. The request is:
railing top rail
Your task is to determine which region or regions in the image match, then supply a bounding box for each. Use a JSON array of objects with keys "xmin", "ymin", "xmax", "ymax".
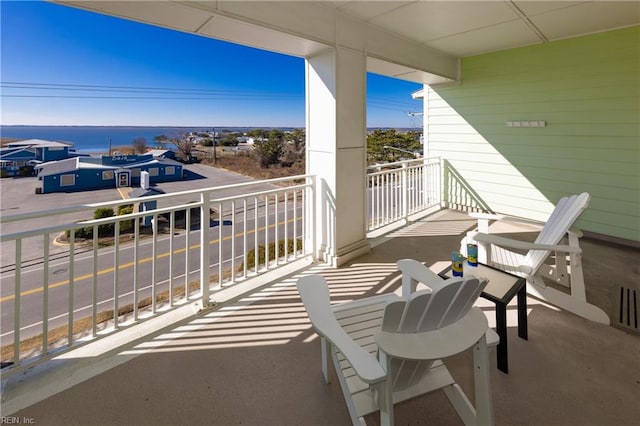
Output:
[
  {"xmin": 0, "ymin": 174, "xmax": 314, "ymax": 224},
  {"xmin": 0, "ymin": 201, "xmax": 204, "ymax": 242},
  {"xmin": 366, "ymin": 157, "xmax": 440, "ymax": 172}
]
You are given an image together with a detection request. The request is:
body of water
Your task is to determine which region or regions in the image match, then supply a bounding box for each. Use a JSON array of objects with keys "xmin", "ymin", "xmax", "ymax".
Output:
[{"xmin": 0, "ymin": 126, "xmax": 288, "ymax": 153}]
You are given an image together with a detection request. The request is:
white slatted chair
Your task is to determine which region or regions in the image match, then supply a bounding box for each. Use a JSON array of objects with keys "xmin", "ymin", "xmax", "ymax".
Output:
[
  {"xmin": 462, "ymin": 192, "xmax": 609, "ymax": 324},
  {"xmin": 297, "ymin": 260, "xmax": 498, "ymax": 426}
]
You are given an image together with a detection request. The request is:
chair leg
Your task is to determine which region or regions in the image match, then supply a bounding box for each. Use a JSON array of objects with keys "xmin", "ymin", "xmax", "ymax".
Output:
[
  {"xmin": 473, "ymin": 335, "xmax": 495, "ymax": 426},
  {"xmin": 377, "ymin": 352, "xmax": 394, "ymax": 426},
  {"xmin": 321, "ymin": 337, "xmax": 335, "ymax": 384}
]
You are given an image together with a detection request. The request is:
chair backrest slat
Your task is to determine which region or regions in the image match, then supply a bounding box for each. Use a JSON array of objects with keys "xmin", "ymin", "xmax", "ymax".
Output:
[
  {"xmin": 384, "ymin": 276, "xmax": 487, "ymax": 334},
  {"xmin": 525, "ymin": 192, "xmax": 590, "ymax": 269},
  {"xmin": 382, "ymin": 273, "xmax": 488, "ymax": 391}
]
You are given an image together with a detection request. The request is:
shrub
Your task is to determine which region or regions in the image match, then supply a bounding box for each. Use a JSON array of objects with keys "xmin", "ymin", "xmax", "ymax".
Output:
[
  {"xmin": 117, "ymin": 204, "xmax": 134, "ymax": 233},
  {"xmin": 94, "ymin": 207, "xmax": 115, "ymax": 238},
  {"xmin": 241, "ymin": 238, "xmax": 303, "ymax": 271}
]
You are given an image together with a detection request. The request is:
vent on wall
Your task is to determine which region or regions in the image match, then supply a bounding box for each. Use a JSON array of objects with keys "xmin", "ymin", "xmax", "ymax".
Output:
[{"xmin": 614, "ymin": 286, "xmax": 639, "ymax": 334}]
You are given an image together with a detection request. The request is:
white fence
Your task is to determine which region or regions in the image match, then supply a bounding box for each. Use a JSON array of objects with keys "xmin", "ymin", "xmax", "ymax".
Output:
[
  {"xmin": 366, "ymin": 158, "xmax": 441, "ymax": 231},
  {"xmin": 1, "ymin": 160, "xmax": 447, "ymax": 376},
  {"xmin": 0, "ymin": 175, "xmax": 314, "ymax": 375}
]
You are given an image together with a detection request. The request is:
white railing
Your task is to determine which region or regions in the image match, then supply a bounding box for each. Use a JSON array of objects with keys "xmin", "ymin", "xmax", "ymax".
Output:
[
  {"xmin": 366, "ymin": 157, "xmax": 441, "ymax": 231},
  {"xmin": 0, "ymin": 175, "xmax": 315, "ymax": 375},
  {"xmin": 1, "ymin": 160, "xmax": 447, "ymax": 376}
]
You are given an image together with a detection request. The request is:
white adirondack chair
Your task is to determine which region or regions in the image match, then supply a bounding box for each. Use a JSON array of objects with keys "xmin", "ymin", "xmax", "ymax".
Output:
[
  {"xmin": 297, "ymin": 260, "xmax": 498, "ymax": 426},
  {"xmin": 462, "ymin": 192, "xmax": 609, "ymax": 324}
]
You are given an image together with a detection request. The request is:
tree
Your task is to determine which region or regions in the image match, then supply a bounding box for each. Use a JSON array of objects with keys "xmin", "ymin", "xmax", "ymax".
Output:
[
  {"xmin": 153, "ymin": 135, "xmax": 169, "ymax": 149},
  {"xmin": 171, "ymin": 133, "xmax": 194, "ymax": 161},
  {"xmin": 288, "ymin": 128, "xmax": 305, "ymax": 153},
  {"xmin": 219, "ymin": 131, "xmax": 242, "ymax": 146},
  {"xmin": 280, "ymin": 129, "xmax": 305, "ymax": 166},
  {"xmin": 132, "ymin": 137, "xmax": 148, "ymax": 154},
  {"xmin": 366, "ymin": 129, "xmax": 421, "ymax": 164},
  {"xmin": 253, "ymin": 131, "xmax": 283, "ymax": 168},
  {"xmin": 247, "ymin": 128, "xmax": 268, "ymax": 141}
]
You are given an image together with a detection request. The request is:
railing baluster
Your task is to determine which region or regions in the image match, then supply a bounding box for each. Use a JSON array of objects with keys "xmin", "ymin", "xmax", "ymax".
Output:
[
  {"xmin": 275, "ymin": 194, "xmax": 279, "ymax": 266},
  {"xmin": 68, "ymin": 228, "xmax": 75, "ymax": 345},
  {"xmin": 42, "ymin": 233, "xmax": 49, "ymax": 354},
  {"xmin": 14, "ymin": 238, "xmax": 21, "ymax": 365},
  {"xmin": 152, "ymin": 213, "xmax": 158, "ymax": 313},
  {"xmin": 231, "ymin": 200, "xmax": 236, "ymax": 283},
  {"xmin": 200, "ymin": 193, "xmax": 211, "ymax": 302},
  {"xmin": 265, "ymin": 195, "xmax": 270, "ymax": 270},
  {"xmin": 185, "ymin": 207, "xmax": 191, "ymax": 300},
  {"xmin": 243, "ymin": 198, "xmax": 248, "ymax": 278},
  {"xmin": 254, "ymin": 196, "xmax": 259, "ymax": 274},
  {"xmin": 113, "ymin": 221, "xmax": 120, "ymax": 329},
  {"xmin": 134, "ymin": 217, "xmax": 139, "ymax": 320},
  {"xmin": 284, "ymin": 191, "xmax": 289, "ymax": 263},
  {"xmin": 92, "ymin": 225, "xmax": 98, "ymax": 337},
  {"xmin": 293, "ymin": 190, "xmax": 298, "ymax": 256},
  {"xmin": 217, "ymin": 201, "xmax": 223, "ymax": 287},
  {"xmin": 169, "ymin": 211, "xmax": 175, "ymax": 306}
]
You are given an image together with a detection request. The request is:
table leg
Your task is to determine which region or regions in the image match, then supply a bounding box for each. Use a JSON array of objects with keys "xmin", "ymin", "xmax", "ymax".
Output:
[
  {"xmin": 517, "ymin": 285, "xmax": 528, "ymax": 340},
  {"xmin": 495, "ymin": 302, "xmax": 508, "ymax": 374}
]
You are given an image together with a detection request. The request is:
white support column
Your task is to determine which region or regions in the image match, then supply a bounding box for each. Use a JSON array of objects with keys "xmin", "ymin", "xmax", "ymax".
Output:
[{"xmin": 306, "ymin": 43, "xmax": 370, "ymax": 266}]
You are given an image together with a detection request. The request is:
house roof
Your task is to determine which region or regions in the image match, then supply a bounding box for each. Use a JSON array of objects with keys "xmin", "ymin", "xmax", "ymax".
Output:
[
  {"xmin": 0, "ymin": 147, "xmax": 35, "ymax": 160},
  {"xmin": 146, "ymin": 149, "xmax": 173, "ymax": 157},
  {"xmin": 36, "ymin": 156, "xmax": 183, "ymax": 177},
  {"xmin": 7, "ymin": 139, "xmax": 73, "ymax": 149},
  {"xmin": 35, "ymin": 157, "xmax": 79, "ymax": 177}
]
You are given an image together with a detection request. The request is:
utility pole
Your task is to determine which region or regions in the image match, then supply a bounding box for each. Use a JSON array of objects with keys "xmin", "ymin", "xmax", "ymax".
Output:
[{"xmin": 212, "ymin": 128, "xmax": 217, "ymax": 164}]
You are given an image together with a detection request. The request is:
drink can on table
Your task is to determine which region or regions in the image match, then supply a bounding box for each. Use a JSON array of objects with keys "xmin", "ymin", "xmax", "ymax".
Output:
[
  {"xmin": 451, "ymin": 251, "xmax": 465, "ymax": 277},
  {"xmin": 467, "ymin": 243, "xmax": 478, "ymax": 267}
]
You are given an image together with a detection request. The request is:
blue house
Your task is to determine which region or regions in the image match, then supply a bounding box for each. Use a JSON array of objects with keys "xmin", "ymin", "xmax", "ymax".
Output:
[
  {"xmin": 1, "ymin": 139, "xmax": 83, "ymax": 177},
  {"xmin": 0, "ymin": 147, "xmax": 36, "ymax": 177},
  {"xmin": 35, "ymin": 153, "xmax": 184, "ymax": 193}
]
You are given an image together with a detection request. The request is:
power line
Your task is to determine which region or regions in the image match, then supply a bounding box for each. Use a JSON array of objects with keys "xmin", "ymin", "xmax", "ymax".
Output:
[
  {"xmin": 2, "ymin": 94, "xmax": 300, "ymax": 101},
  {"xmin": 1, "ymin": 81, "xmax": 292, "ymax": 95},
  {"xmin": 0, "ymin": 81, "xmax": 301, "ymax": 101}
]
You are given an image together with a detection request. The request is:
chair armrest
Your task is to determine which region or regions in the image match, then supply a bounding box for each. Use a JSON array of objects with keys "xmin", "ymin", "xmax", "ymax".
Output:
[
  {"xmin": 297, "ymin": 275, "xmax": 387, "ymax": 384},
  {"xmin": 469, "ymin": 212, "xmax": 544, "ymax": 227},
  {"xmin": 470, "ymin": 232, "xmax": 582, "ymax": 253},
  {"xmin": 397, "ymin": 259, "xmax": 446, "ymax": 298}
]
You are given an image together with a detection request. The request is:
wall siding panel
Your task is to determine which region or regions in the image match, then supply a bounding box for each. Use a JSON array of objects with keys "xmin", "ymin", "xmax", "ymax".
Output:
[{"xmin": 426, "ymin": 26, "xmax": 639, "ymax": 242}]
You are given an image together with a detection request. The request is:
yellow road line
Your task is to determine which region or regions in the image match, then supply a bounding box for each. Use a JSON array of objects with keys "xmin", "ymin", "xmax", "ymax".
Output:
[{"xmin": 1, "ymin": 218, "xmax": 298, "ymax": 303}]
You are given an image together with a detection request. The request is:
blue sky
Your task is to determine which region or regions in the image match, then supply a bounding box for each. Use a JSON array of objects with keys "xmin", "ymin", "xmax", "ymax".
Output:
[{"xmin": 1, "ymin": 1, "xmax": 423, "ymax": 128}]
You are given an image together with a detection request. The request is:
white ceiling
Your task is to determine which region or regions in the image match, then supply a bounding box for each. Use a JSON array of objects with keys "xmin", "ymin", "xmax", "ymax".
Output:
[
  {"xmin": 328, "ymin": 1, "xmax": 640, "ymax": 57},
  {"xmin": 56, "ymin": 1, "xmax": 639, "ymax": 83}
]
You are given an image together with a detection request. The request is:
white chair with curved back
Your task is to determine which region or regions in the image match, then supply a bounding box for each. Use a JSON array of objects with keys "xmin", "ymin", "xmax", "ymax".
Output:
[{"xmin": 297, "ymin": 259, "xmax": 498, "ymax": 425}]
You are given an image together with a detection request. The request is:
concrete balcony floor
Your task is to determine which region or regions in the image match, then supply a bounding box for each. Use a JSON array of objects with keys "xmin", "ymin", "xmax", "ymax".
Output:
[{"xmin": 8, "ymin": 210, "xmax": 640, "ymax": 425}]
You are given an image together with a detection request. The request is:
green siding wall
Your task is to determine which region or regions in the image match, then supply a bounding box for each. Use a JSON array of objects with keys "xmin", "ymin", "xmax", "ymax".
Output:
[{"xmin": 427, "ymin": 26, "xmax": 639, "ymax": 242}]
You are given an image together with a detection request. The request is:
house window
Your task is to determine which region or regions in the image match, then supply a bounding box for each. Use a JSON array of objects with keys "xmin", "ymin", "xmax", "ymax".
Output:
[
  {"xmin": 165, "ymin": 166, "xmax": 175, "ymax": 175},
  {"xmin": 102, "ymin": 171, "xmax": 114, "ymax": 180},
  {"xmin": 16, "ymin": 161, "xmax": 25, "ymax": 167},
  {"xmin": 60, "ymin": 174, "xmax": 75, "ymax": 187},
  {"xmin": 130, "ymin": 168, "xmax": 141, "ymax": 177},
  {"xmin": 148, "ymin": 168, "xmax": 159, "ymax": 176}
]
